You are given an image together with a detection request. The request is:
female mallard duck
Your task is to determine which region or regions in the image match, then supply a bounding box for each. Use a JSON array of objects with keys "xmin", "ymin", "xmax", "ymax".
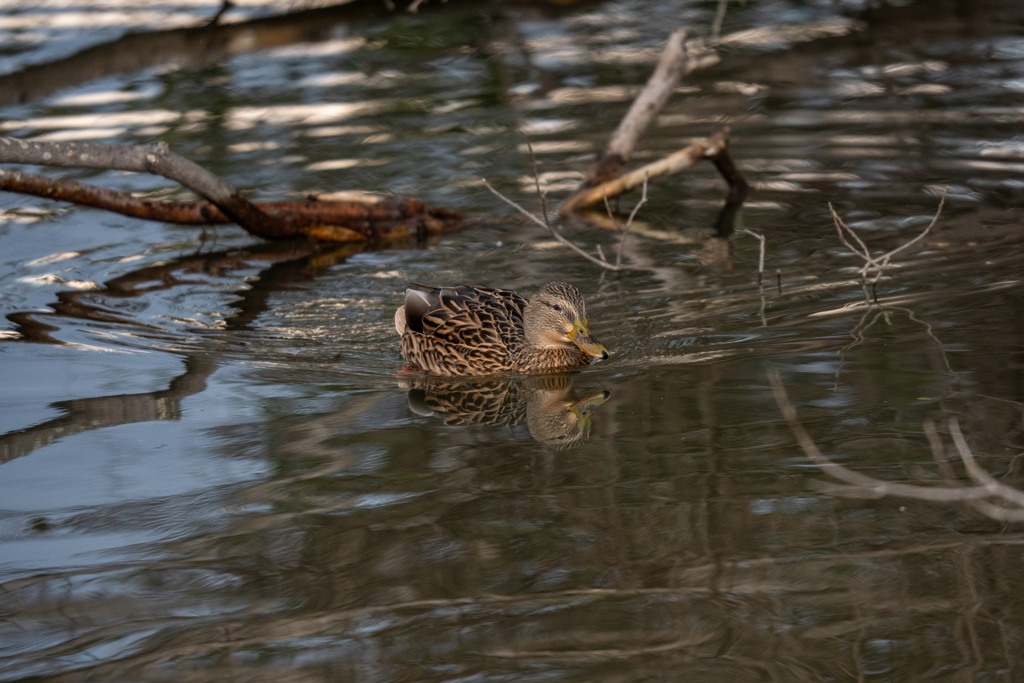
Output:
[{"xmin": 395, "ymin": 281, "xmax": 609, "ymax": 376}]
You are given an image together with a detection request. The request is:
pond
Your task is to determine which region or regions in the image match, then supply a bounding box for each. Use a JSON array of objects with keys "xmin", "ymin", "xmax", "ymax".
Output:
[{"xmin": 2, "ymin": 0, "xmax": 1024, "ymax": 680}]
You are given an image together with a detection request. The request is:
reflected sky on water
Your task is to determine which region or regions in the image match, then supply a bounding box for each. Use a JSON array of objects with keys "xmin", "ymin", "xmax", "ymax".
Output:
[{"xmin": 2, "ymin": 0, "xmax": 1024, "ymax": 680}]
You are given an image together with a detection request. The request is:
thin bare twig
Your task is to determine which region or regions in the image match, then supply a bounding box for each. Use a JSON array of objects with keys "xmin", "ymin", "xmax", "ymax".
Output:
[
  {"xmin": 521, "ymin": 132, "xmax": 552, "ymax": 231},
  {"xmin": 882, "ymin": 189, "xmax": 948, "ymax": 265},
  {"xmin": 741, "ymin": 229, "xmax": 765, "ymax": 284},
  {"xmin": 740, "ymin": 228, "xmax": 768, "ymax": 326},
  {"xmin": 829, "ymin": 188, "xmax": 949, "ymax": 297},
  {"xmin": 830, "ymin": 190, "xmax": 953, "ymax": 389},
  {"xmin": 615, "ymin": 173, "xmax": 648, "ymax": 268},
  {"xmin": 481, "ymin": 179, "xmax": 624, "ymax": 272}
]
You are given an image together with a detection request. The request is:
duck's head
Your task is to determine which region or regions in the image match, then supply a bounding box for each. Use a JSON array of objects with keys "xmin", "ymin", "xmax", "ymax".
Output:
[{"xmin": 523, "ymin": 282, "xmax": 609, "ymax": 360}]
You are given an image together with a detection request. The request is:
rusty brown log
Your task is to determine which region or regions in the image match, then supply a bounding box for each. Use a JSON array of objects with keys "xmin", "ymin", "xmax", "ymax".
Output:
[
  {"xmin": 0, "ymin": 137, "xmax": 297, "ymax": 239},
  {"xmin": 0, "ymin": 137, "xmax": 463, "ymax": 241},
  {"xmin": 0, "ymin": 159, "xmax": 462, "ymax": 242}
]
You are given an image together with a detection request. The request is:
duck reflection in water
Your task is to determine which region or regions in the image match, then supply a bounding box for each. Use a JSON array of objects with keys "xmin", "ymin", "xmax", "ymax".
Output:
[{"xmin": 405, "ymin": 375, "xmax": 610, "ymax": 450}]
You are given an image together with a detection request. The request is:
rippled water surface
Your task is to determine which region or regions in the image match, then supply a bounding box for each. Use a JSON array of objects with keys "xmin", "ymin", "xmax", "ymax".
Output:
[{"xmin": 2, "ymin": 1, "xmax": 1024, "ymax": 680}]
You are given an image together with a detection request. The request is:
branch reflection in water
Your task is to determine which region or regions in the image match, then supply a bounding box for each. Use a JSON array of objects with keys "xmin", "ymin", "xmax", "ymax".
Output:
[
  {"xmin": 1, "ymin": 237, "xmax": 421, "ymax": 462},
  {"xmin": 404, "ymin": 374, "xmax": 610, "ymax": 450}
]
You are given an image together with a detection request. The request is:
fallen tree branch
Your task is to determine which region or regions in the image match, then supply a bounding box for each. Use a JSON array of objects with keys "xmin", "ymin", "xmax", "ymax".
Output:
[
  {"xmin": 554, "ymin": 26, "xmax": 749, "ymax": 222},
  {"xmin": 583, "ymin": 30, "xmax": 719, "ymax": 187},
  {"xmin": 0, "ymin": 166, "xmax": 460, "ymax": 241},
  {"xmin": 0, "ymin": 137, "xmax": 293, "ymax": 238},
  {"xmin": 560, "ymin": 128, "xmax": 731, "ymax": 213},
  {"xmin": 0, "ymin": 137, "xmax": 461, "ymax": 241}
]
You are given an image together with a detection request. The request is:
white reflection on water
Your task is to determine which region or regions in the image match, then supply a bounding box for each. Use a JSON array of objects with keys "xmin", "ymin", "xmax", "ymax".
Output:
[
  {"xmin": 225, "ymin": 101, "xmax": 392, "ymax": 128},
  {"xmin": 306, "ymin": 158, "xmax": 389, "ymax": 171},
  {"xmin": 26, "ymin": 251, "xmax": 80, "ymax": 267},
  {"xmin": 34, "ymin": 127, "xmax": 127, "ymax": 141},
  {"xmin": 298, "ymin": 72, "xmax": 369, "ymax": 88},
  {"xmin": 0, "ymin": 11, "xmax": 200, "ymax": 32},
  {"xmin": 18, "ymin": 275, "xmax": 101, "ymax": 290},
  {"xmin": 1, "ymin": 109, "xmax": 185, "ymax": 131},
  {"xmin": 50, "ymin": 87, "xmax": 162, "ymax": 107},
  {"xmin": 264, "ymin": 37, "xmax": 366, "ymax": 59}
]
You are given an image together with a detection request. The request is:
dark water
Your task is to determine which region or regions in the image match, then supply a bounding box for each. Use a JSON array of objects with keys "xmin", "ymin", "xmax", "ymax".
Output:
[{"xmin": 2, "ymin": 1, "xmax": 1024, "ymax": 680}]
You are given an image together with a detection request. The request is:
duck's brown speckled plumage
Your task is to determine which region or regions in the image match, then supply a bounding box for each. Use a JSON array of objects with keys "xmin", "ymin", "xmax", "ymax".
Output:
[{"xmin": 395, "ymin": 282, "xmax": 608, "ymax": 377}]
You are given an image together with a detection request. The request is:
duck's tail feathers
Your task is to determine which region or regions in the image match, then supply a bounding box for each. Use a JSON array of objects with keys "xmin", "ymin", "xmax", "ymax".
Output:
[{"xmin": 403, "ymin": 286, "xmax": 437, "ymax": 334}]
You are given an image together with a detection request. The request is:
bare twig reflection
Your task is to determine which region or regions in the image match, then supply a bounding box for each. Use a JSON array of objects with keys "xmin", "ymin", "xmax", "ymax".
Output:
[
  {"xmin": 0, "ymin": 354, "xmax": 217, "ymax": 466},
  {"xmin": 832, "ymin": 302, "xmax": 956, "ymax": 390},
  {"xmin": 770, "ymin": 369, "xmax": 1024, "ymax": 522},
  {"xmin": 0, "ymin": 240, "xmax": 373, "ymax": 462}
]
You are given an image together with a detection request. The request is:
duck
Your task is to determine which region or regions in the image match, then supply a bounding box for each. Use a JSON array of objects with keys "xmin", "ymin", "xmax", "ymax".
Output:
[{"xmin": 394, "ymin": 281, "xmax": 609, "ymax": 377}]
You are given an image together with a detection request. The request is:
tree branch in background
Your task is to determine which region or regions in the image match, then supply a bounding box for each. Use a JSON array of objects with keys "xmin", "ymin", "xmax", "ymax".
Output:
[
  {"xmin": 606, "ymin": 172, "xmax": 647, "ymax": 269},
  {"xmin": 556, "ymin": 27, "xmax": 750, "ymax": 219},
  {"xmin": 0, "ymin": 137, "xmax": 462, "ymax": 242},
  {"xmin": 582, "ymin": 30, "xmax": 719, "ymax": 187},
  {"xmin": 560, "ymin": 128, "xmax": 736, "ymax": 212}
]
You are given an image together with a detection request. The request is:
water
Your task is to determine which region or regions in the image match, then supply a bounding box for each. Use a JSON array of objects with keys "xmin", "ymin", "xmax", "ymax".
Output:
[{"xmin": 2, "ymin": 1, "xmax": 1024, "ymax": 680}]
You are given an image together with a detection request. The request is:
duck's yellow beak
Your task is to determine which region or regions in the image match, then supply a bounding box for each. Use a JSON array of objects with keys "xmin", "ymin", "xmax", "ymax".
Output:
[
  {"xmin": 568, "ymin": 317, "xmax": 609, "ymax": 359},
  {"xmin": 569, "ymin": 390, "xmax": 611, "ymax": 430}
]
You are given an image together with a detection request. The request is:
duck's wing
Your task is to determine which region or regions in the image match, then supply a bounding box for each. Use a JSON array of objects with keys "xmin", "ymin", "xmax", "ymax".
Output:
[{"xmin": 403, "ymin": 285, "xmax": 527, "ymax": 350}]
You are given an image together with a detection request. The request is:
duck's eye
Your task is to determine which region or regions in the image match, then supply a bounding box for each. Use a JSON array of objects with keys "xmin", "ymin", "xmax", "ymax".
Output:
[{"xmin": 552, "ymin": 304, "xmax": 562, "ymax": 312}]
